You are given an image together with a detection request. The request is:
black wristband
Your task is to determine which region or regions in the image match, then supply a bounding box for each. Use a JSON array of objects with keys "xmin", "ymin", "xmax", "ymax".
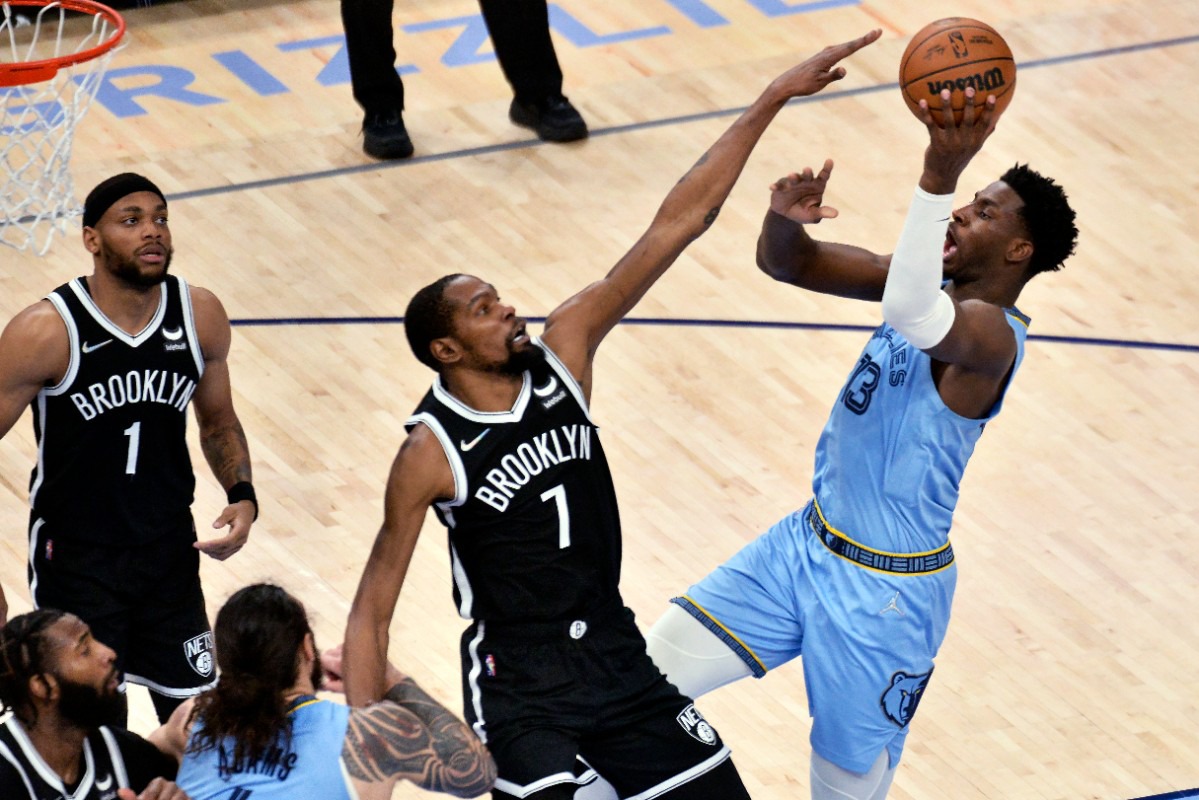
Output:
[{"xmin": 226, "ymin": 481, "xmax": 259, "ymax": 520}]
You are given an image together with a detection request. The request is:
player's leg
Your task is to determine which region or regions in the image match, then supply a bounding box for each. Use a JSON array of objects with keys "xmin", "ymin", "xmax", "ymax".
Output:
[
  {"xmin": 124, "ymin": 530, "xmax": 215, "ymax": 723},
  {"xmin": 579, "ymin": 613, "xmax": 751, "ymax": 800},
  {"xmin": 646, "ymin": 508, "xmax": 817, "ymax": 695},
  {"xmin": 800, "ymin": 539, "xmax": 956, "ymax": 797},
  {"xmin": 811, "ymin": 750, "xmax": 897, "ymax": 800},
  {"xmin": 644, "ymin": 603, "xmax": 752, "ymax": 698},
  {"xmin": 462, "ymin": 623, "xmax": 602, "ymax": 800}
]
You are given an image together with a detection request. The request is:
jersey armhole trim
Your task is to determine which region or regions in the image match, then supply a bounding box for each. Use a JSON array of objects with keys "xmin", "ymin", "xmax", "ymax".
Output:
[
  {"xmin": 532, "ymin": 336, "xmax": 594, "ymax": 425},
  {"xmin": 406, "ymin": 413, "xmax": 468, "ymax": 508},
  {"xmin": 98, "ymin": 727, "xmax": 131, "ymax": 790},
  {"xmin": 176, "ymin": 276, "xmax": 205, "ymax": 378},
  {"xmin": 42, "ymin": 293, "xmax": 79, "ymax": 396}
]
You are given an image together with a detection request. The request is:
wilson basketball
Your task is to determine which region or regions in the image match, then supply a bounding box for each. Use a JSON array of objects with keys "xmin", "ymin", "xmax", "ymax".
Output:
[{"xmin": 899, "ymin": 18, "xmax": 1016, "ymax": 125}]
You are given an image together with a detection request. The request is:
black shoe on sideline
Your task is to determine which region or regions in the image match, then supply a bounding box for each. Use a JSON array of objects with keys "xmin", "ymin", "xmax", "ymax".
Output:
[
  {"xmin": 509, "ymin": 95, "xmax": 588, "ymax": 143},
  {"xmin": 362, "ymin": 110, "xmax": 414, "ymax": 160}
]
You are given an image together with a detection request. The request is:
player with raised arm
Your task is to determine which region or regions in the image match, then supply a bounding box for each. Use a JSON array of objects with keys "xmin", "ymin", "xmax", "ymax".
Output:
[
  {"xmin": 343, "ymin": 31, "xmax": 883, "ymax": 800},
  {"xmin": 645, "ymin": 87, "xmax": 1079, "ymax": 800}
]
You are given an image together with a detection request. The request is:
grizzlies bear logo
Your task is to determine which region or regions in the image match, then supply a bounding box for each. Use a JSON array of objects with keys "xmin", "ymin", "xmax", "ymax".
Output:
[{"xmin": 879, "ymin": 669, "xmax": 933, "ymax": 728}]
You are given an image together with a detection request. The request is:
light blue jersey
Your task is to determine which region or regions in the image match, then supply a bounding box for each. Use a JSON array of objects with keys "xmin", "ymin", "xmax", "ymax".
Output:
[
  {"xmin": 177, "ymin": 696, "xmax": 354, "ymax": 800},
  {"xmin": 678, "ymin": 310, "xmax": 1029, "ymax": 774},
  {"xmin": 814, "ymin": 312, "xmax": 1029, "ymax": 554}
]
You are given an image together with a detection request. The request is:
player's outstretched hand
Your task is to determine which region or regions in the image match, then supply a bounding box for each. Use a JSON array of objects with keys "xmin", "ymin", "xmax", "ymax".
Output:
[
  {"xmin": 196, "ymin": 501, "xmax": 253, "ymax": 560},
  {"xmin": 770, "ymin": 159, "xmax": 840, "ymax": 224},
  {"xmin": 118, "ymin": 778, "xmax": 190, "ymax": 800},
  {"xmin": 768, "ymin": 29, "xmax": 881, "ymax": 100}
]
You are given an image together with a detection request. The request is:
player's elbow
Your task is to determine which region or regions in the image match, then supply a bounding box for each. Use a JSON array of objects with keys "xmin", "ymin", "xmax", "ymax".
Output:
[
  {"xmin": 438, "ymin": 749, "xmax": 497, "ymax": 797},
  {"xmin": 881, "ymin": 289, "xmax": 956, "ymax": 350}
]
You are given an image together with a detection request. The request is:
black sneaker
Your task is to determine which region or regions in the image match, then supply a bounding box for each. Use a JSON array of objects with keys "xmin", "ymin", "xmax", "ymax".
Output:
[
  {"xmin": 362, "ymin": 110, "xmax": 414, "ymax": 160},
  {"xmin": 509, "ymin": 95, "xmax": 588, "ymax": 143}
]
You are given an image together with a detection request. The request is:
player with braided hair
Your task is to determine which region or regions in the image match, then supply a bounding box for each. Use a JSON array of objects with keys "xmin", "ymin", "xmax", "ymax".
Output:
[{"xmin": 0, "ymin": 609, "xmax": 190, "ymax": 799}]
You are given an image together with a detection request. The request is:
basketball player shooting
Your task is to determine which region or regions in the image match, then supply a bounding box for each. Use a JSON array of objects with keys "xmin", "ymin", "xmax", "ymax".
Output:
[
  {"xmin": 343, "ymin": 31, "xmax": 882, "ymax": 800},
  {"xmin": 643, "ymin": 85, "xmax": 1079, "ymax": 800}
]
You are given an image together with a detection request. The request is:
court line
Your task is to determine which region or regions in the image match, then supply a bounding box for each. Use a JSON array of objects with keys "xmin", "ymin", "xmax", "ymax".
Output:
[
  {"xmin": 231, "ymin": 315, "xmax": 1199, "ymax": 354},
  {"xmin": 169, "ymin": 33, "xmax": 1199, "ymax": 203},
  {"xmin": 1129, "ymin": 790, "xmax": 1199, "ymax": 800}
]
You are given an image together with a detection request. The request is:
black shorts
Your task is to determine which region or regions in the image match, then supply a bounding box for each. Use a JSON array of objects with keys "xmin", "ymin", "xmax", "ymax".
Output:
[
  {"xmin": 461, "ymin": 603, "xmax": 735, "ymax": 798},
  {"xmin": 28, "ymin": 518, "xmax": 215, "ymax": 698}
]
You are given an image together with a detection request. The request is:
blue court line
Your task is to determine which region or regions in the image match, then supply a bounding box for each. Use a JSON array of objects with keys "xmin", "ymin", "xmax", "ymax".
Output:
[
  {"xmin": 1131, "ymin": 790, "xmax": 1199, "ymax": 800},
  {"xmin": 231, "ymin": 315, "xmax": 1199, "ymax": 354},
  {"xmin": 168, "ymin": 32, "xmax": 1199, "ymax": 203}
]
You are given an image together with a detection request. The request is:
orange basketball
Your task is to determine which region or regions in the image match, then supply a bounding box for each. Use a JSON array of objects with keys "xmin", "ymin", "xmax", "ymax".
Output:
[{"xmin": 899, "ymin": 18, "xmax": 1016, "ymax": 125}]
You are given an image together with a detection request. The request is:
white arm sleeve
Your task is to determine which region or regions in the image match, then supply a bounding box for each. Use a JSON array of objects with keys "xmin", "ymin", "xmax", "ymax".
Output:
[{"xmin": 880, "ymin": 186, "xmax": 957, "ymax": 349}]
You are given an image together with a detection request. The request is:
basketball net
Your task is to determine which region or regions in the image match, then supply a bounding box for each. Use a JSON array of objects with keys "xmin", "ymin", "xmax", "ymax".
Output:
[{"xmin": 1, "ymin": 0, "xmax": 125, "ymax": 255}]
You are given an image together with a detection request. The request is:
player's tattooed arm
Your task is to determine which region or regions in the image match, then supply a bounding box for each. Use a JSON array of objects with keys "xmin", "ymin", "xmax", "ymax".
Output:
[
  {"xmin": 200, "ymin": 417, "xmax": 252, "ymax": 487},
  {"xmin": 343, "ymin": 678, "xmax": 496, "ymax": 796}
]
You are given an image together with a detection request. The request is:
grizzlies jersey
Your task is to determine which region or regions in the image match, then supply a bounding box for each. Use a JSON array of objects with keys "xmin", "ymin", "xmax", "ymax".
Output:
[
  {"xmin": 0, "ymin": 717, "xmax": 176, "ymax": 800},
  {"xmin": 177, "ymin": 697, "xmax": 353, "ymax": 800},
  {"xmin": 30, "ymin": 276, "xmax": 203, "ymax": 546},
  {"xmin": 407, "ymin": 338, "xmax": 622, "ymax": 622},
  {"xmin": 812, "ymin": 308, "xmax": 1030, "ymax": 553}
]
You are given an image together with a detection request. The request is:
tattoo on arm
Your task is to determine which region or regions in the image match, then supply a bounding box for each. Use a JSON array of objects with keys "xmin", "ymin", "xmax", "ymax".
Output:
[
  {"xmin": 342, "ymin": 679, "xmax": 494, "ymax": 795},
  {"xmin": 200, "ymin": 419, "xmax": 252, "ymax": 488},
  {"xmin": 703, "ymin": 206, "xmax": 721, "ymax": 227}
]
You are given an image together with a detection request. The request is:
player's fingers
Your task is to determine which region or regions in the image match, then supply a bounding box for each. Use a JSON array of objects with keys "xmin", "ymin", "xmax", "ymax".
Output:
[
  {"xmin": 831, "ymin": 28, "xmax": 882, "ymax": 58},
  {"xmin": 817, "ymin": 159, "xmax": 834, "ymax": 182},
  {"xmin": 819, "ymin": 206, "xmax": 840, "ymax": 220}
]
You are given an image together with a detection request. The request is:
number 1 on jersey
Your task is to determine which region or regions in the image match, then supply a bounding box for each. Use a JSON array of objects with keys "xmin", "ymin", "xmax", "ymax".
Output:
[
  {"xmin": 540, "ymin": 484, "xmax": 571, "ymax": 548},
  {"xmin": 123, "ymin": 421, "xmax": 141, "ymax": 475}
]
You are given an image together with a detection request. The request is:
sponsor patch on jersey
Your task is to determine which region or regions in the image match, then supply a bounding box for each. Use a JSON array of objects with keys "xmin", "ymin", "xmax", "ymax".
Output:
[
  {"xmin": 164, "ymin": 341, "xmax": 188, "ymax": 352},
  {"xmin": 676, "ymin": 703, "xmax": 718, "ymax": 746},
  {"xmin": 184, "ymin": 631, "xmax": 215, "ymax": 678}
]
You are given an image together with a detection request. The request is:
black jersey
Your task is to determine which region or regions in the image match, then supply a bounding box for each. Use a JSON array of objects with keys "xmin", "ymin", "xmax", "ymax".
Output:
[
  {"xmin": 407, "ymin": 339, "xmax": 622, "ymax": 623},
  {"xmin": 0, "ymin": 717, "xmax": 177, "ymax": 800},
  {"xmin": 29, "ymin": 276, "xmax": 203, "ymax": 546}
]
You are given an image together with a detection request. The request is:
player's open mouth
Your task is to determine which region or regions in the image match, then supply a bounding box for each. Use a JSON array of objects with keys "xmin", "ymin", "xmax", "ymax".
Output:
[
  {"xmin": 943, "ymin": 231, "xmax": 958, "ymax": 261},
  {"xmin": 511, "ymin": 325, "xmax": 528, "ymax": 345}
]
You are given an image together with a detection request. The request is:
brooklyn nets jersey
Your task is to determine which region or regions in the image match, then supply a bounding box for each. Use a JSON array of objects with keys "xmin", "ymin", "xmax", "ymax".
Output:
[
  {"xmin": 30, "ymin": 276, "xmax": 204, "ymax": 546},
  {"xmin": 0, "ymin": 716, "xmax": 176, "ymax": 800},
  {"xmin": 407, "ymin": 338, "xmax": 622, "ymax": 623}
]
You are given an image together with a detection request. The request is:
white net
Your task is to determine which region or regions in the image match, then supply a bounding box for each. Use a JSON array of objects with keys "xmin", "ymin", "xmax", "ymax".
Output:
[{"xmin": 1, "ymin": 1, "xmax": 123, "ymax": 255}]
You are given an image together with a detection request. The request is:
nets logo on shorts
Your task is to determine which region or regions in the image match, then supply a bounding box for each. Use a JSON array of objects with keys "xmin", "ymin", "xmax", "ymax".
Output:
[
  {"xmin": 676, "ymin": 703, "xmax": 718, "ymax": 746},
  {"xmin": 184, "ymin": 631, "xmax": 215, "ymax": 678}
]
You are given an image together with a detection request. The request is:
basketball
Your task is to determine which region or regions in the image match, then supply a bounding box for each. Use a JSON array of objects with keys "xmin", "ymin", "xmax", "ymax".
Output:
[{"xmin": 899, "ymin": 18, "xmax": 1016, "ymax": 125}]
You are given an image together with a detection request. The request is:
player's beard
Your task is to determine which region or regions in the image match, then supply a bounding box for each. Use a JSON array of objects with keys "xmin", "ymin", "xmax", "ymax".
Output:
[
  {"xmin": 494, "ymin": 342, "xmax": 541, "ymax": 377},
  {"xmin": 102, "ymin": 243, "xmax": 173, "ymax": 288},
  {"xmin": 56, "ymin": 671, "xmax": 124, "ymax": 729}
]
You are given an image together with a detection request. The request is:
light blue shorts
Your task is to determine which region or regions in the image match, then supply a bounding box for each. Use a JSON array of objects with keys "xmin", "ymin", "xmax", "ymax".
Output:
[{"xmin": 675, "ymin": 501, "xmax": 957, "ymax": 774}]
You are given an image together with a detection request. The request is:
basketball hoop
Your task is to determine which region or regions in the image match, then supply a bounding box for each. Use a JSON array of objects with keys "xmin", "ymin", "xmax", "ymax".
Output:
[{"xmin": 1, "ymin": 0, "xmax": 125, "ymax": 255}]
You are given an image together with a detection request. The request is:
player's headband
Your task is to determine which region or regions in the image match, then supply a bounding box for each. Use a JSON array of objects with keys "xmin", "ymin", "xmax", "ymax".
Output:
[{"xmin": 82, "ymin": 173, "xmax": 167, "ymax": 229}]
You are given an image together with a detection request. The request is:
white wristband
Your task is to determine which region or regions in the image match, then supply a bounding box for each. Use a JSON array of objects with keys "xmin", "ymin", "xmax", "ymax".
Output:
[{"xmin": 881, "ymin": 187, "xmax": 956, "ymax": 349}]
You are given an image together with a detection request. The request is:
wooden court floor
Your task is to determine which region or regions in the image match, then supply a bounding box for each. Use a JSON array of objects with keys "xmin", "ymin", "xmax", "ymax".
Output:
[{"xmin": 1, "ymin": 1, "xmax": 1197, "ymax": 798}]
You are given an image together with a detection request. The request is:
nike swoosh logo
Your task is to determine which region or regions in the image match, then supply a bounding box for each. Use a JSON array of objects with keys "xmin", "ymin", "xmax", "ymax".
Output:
[
  {"xmin": 95, "ymin": 774, "xmax": 113, "ymax": 791},
  {"xmin": 162, "ymin": 326, "xmax": 184, "ymax": 341},
  {"xmin": 81, "ymin": 339, "xmax": 113, "ymax": 353},
  {"xmin": 533, "ymin": 376, "xmax": 559, "ymax": 397},
  {"xmin": 460, "ymin": 428, "xmax": 491, "ymax": 452}
]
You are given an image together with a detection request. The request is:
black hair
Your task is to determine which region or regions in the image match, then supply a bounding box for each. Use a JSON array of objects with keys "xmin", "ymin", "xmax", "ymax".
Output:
[
  {"xmin": 0, "ymin": 609, "xmax": 68, "ymax": 724},
  {"xmin": 187, "ymin": 584, "xmax": 312, "ymax": 768},
  {"xmin": 404, "ymin": 274, "xmax": 467, "ymax": 371},
  {"xmin": 1000, "ymin": 164, "xmax": 1078, "ymax": 278}
]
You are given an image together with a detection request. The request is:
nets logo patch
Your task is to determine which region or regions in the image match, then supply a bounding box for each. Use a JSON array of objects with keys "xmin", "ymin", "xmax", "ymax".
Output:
[
  {"xmin": 676, "ymin": 703, "xmax": 717, "ymax": 746},
  {"xmin": 184, "ymin": 631, "xmax": 215, "ymax": 678}
]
